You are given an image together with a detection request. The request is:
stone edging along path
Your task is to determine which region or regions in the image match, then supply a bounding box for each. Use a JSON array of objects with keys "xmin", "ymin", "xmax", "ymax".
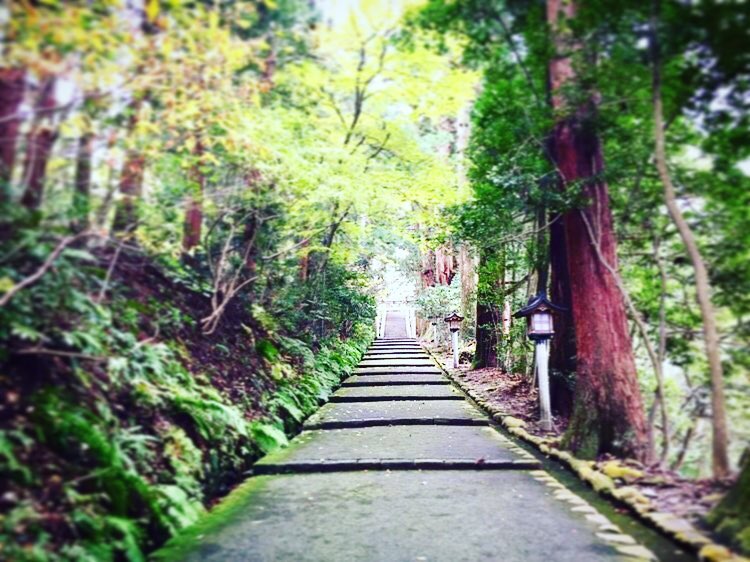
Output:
[{"xmin": 423, "ymin": 345, "xmax": 749, "ymax": 562}]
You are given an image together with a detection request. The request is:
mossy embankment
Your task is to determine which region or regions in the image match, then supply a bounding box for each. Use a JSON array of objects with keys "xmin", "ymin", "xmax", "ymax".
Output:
[{"xmin": 0, "ymin": 245, "xmax": 374, "ymax": 561}]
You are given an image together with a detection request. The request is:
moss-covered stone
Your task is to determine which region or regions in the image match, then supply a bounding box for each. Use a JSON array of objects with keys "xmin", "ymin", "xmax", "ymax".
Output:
[
  {"xmin": 698, "ymin": 544, "xmax": 734, "ymax": 562},
  {"xmin": 503, "ymin": 416, "xmax": 527, "ymax": 429},
  {"xmin": 600, "ymin": 460, "xmax": 644, "ymax": 482}
]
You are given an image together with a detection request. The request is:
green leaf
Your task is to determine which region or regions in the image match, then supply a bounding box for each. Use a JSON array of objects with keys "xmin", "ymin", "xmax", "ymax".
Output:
[{"xmin": 250, "ymin": 422, "xmax": 288, "ymax": 454}]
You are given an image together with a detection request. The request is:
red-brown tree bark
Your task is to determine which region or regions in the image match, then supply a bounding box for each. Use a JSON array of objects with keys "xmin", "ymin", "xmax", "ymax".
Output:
[
  {"xmin": 112, "ymin": 99, "xmax": 145, "ymax": 233},
  {"xmin": 72, "ymin": 133, "xmax": 93, "ymax": 232},
  {"xmin": 111, "ymin": 152, "xmax": 145, "ymax": 233},
  {"xmin": 0, "ymin": 68, "xmax": 26, "ymax": 192},
  {"xmin": 459, "ymin": 243, "xmax": 477, "ymax": 324},
  {"xmin": 548, "ymin": 0, "xmax": 649, "ymax": 460},
  {"xmin": 474, "ymin": 251, "xmax": 499, "ymax": 368},
  {"xmin": 421, "ymin": 248, "xmax": 436, "ymax": 288},
  {"xmin": 182, "ymin": 142, "xmax": 204, "ymax": 251},
  {"xmin": 20, "ymin": 78, "xmax": 58, "ymax": 210},
  {"xmin": 183, "ymin": 198, "xmax": 202, "ymax": 250},
  {"xmin": 435, "ymin": 244, "xmax": 457, "ymax": 285},
  {"xmin": 553, "ymin": 117, "xmax": 648, "ymax": 460},
  {"xmin": 475, "ymin": 301, "xmax": 500, "ymax": 368},
  {"xmin": 548, "ymin": 213, "xmax": 575, "ymax": 416}
]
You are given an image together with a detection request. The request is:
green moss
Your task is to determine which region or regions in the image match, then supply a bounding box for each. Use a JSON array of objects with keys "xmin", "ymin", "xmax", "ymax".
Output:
[
  {"xmin": 152, "ymin": 477, "xmax": 272, "ymax": 561},
  {"xmin": 708, "ymin": 450, "xmax": 750, "ymax": 556},
  {"xmin": 561, "ymin": 391, "xmax": 601, "ymax": 460}
]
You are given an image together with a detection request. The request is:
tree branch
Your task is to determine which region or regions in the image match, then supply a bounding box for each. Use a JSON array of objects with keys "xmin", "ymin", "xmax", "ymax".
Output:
[{"xmin": 0, "ymin": 231, "xmax": 95, "ymax": 308}]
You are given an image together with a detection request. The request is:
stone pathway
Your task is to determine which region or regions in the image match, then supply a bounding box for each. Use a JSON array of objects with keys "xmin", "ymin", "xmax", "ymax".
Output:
[
  {"xmin": 157, "ymin": 339, "xmax": 657, "ymax": 562},
  {"xmin": 383, "ymin": 311, "xmax": 409, "ymax": 338}
]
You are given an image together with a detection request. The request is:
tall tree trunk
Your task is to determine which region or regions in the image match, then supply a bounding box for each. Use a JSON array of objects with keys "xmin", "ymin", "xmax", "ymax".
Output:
[
  {"xmin": 313, "ymin": 201, "xmax": 351, "ymax": 277},
  {"xmin": 548, "ymin": 0, "xmax": 649, "ymax": 460},
  {"xmin": 20, "ymin": 78, "xmax": 58, "ymax": 210},
  {"xmin": 649, "ymin": 234, "xmax": 671, "ymax": 462},
  {"xmin": 112, "ymin": 2, "xmax": 158, "ymax": 235},
  {"xmin": 299, "ymin": 239, "xmax": 310, "ymax": 282},
  {"xmin": 72, "ymin": 133, "xmax": 94, "ymax": 233},
  {"xmin": 474, "ymin": 251, "xmax": 499, "ymax": 368},
  {"xmin": 535, "ymin": 206, "xmax": 549, "ymax": 293},
  {"xmin": 459, "ymin": 243, "xmax": 477, "ymax": 327},
  {"xmin": 0, "ymin": 68, "xmax": 26, "ymax": 195},
  {"xmin": 421, "ymin": 248, "xmax": 436, "ymax": 288},
  {"xmin": 183, "ymin": 197, "xmax": 202, "ymax": 250},
  {"xmin": 455, "ymin": 102, "xmax": 476, "ymax": 328},
  {"xmin": 182, "ymin": 141, "xmax": 204, "ymax": 251},
  {"xmin": 93, "ymin": 131, "xmax": 119, "ymax": 229},
  {"xmin": 549, "ymin": 213, "xmax": 576, "ymax": 416},
  {"xmin": 435, "ymin": 244, "xmax": 456, "ymax": 286},
  {"xmin": 650, "ymin": 2, "xmax": 729, "ymax": 478},
  {"xmin": 112, "ymin": 152, "xmax": 145, "ymax": 233},
  {"xmin": 260, "ymin": 37, "xmax": 277, "ymax": 93},
  {"xmin": 112, "ymin": 100, "xmax": 145, "ymax": 233}
]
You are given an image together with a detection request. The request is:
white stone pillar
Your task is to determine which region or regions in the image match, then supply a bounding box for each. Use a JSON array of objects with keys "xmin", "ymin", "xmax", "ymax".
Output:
[
  {"xmin": 536, "ymin": 339, "xmax": 552, "ymax": 431},
  {"xmin": 451, "ymin": 330, "xmax": 459, "ymax": 368}
]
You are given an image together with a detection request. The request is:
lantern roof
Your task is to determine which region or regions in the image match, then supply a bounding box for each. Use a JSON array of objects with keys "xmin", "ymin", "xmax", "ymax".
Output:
[
  {"xmin": 443, "ymin": 311, "xmax": 464, "ymax": 322},
  {"xmin": 513, "ymin": 291, "xmax": 566, "ymax": 318}
]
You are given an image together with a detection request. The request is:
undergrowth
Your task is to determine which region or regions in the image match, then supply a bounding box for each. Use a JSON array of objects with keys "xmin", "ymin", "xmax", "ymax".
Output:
[{"xmin": 0, "ymin": 227, "xmax": 374, "ymax": 561}]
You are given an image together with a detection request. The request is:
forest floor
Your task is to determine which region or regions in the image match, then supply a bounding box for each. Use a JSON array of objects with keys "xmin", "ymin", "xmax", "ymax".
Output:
[{"xmin": 426, "ymin": 345, "xmax": 732, "ymax": 546}]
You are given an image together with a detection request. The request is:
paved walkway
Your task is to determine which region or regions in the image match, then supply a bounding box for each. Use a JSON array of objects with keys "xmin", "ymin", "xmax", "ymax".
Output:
[
  {"xmin": 157, "ymin": 340, "xmax": 656, "ymax": 562},
  {"xmin": 383, "ymin": 311, "xmax": 408, "ymax": 338}
]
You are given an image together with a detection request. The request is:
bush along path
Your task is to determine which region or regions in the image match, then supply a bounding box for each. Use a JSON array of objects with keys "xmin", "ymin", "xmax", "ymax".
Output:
[{"xmin": 155, "ymin": 338, "xmax": 660, "ymax": 562}]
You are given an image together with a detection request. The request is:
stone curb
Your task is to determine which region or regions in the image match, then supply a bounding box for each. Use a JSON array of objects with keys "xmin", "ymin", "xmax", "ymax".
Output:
[{"xmin": 422, "ymin": 345, "xmax": 749, "ymax": 562}]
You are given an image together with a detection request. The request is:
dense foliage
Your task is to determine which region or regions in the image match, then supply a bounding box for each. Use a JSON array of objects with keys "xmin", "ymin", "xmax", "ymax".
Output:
[
  {"xmin": 414, "ymin": 0, "xmax": 749, "ymax": 473},
  {"xmin": 0, "ymin": 0, "xmax": 477, "ymax": 559}
]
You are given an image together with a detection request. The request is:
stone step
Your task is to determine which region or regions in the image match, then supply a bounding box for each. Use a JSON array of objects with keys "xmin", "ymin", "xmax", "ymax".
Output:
[
  {"xmin": 362, "ymin": 353, "xmax": 429, "ymax": 363},
  {"xmin": 253, "ymin": 459, "xmax": 540, "ymax": 474},
  {"xmin": 342, "ymin": 375, "xmax": 448, "ymax": 386},
  {"xmin": 330, "ymin": 395, "xmax": 464, "ymax": 403},
  {"xmin": 254, "ymin": 425, "xmax": 527, "ymax": 470},
  {"xmin": 304, "ymin": 418, "xmax": 488, "ymax": 430},
  {"xmin": 358, "ymin": 359, "xmax": 435, "ymax": 367},
  {"xmin": 366, "ymin": 349, "xmax": 422, "ymax": 354},
  {"xmin": 362, "ymin": 353, "xmax": 429, "ymax": 362},
  {"xmin": 332, "ymin": 384, "xmax": 460, "ymax": 400},
  {"xmin": 374, "ymin": 339, "xmax": 416, "ymax": 342},
  {"xmin": 368, "ymin": 345, "xmax": 422, "ymax": 350},
  {"xmin": 370, "ymin": 344, "xmax": 418, "ymax": 348},
  {"xmin": 354, "ymin": 366, "xmax": 442, "ymax": 375},
  {"xmin": 304, "ymin": 399, "xmax": 486, "ymax": 429},
  {"xmin": 163, "ymin": 471, "xmax": 630, "ymax": 562},
  {"xmin": 365, "ymin": 348, "xmax": 427, "ymax": 356}
]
